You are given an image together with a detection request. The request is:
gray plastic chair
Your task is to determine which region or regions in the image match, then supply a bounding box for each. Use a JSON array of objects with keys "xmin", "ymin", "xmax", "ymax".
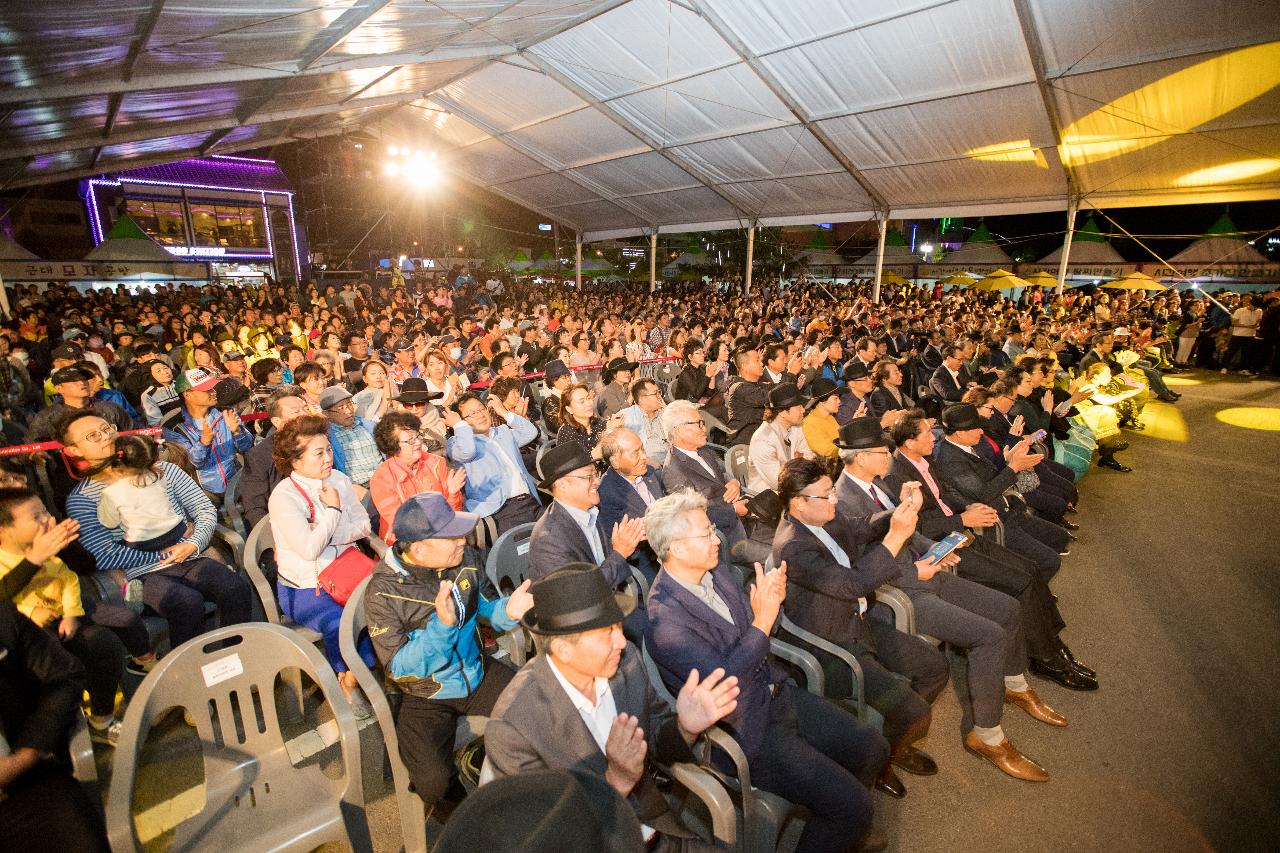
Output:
[
  {"xmin": 483, "ymin": 522, "xmax": 536, "ymax": 596},
  {"xmin": 221, "ymin": 469, "xmax": 246, "ymax": 537},
  {"xmin": 471, "ymin": 515, "xmax": 500, "ymax": 553},
  {"xmin": 725, "ymin": 444, "xmax": 750, "ymax": 486},
  {"xmin": 106, "ymin": 623, "xmax": 372, "ymax": 853},
  {"xmin": 698, "ymin": 407, "xmax": 731, "ymax": 438},
  {"xmin": 640, "ymin": 639, "xmax": 814, "ymax": 853},
  {"xmin": 69, "ymin": 712, "xmax": 101, "ymax": 810},
  {"xmin": 339, "ymin": 575, "xmax": 485, "ymax": 853}
]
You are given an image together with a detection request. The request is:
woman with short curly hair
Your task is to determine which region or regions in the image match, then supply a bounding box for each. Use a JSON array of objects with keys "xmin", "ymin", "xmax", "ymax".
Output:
[{"xmin": 369, "ymin": 411, "xmax": 465, "ymax": 543}]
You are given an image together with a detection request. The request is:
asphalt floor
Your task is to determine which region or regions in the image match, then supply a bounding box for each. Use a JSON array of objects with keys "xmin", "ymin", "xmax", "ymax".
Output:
[{"xmin": 105, "ymin": 369, "xmax": 1280, "ymax": 852}]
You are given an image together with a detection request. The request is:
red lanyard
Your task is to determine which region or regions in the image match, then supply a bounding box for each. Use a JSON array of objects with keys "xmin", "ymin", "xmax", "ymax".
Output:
[{"xmin": 289, "ymin": 476, "xmax": 316, "ymax": 523}]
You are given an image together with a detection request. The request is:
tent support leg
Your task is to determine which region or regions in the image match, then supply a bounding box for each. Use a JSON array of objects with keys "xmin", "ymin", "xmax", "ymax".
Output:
[
  {"xmin": 649, "ymin": 232, "xmax": 657, "ymax": 293},
  {"xmin": 744, "ymin": 224, "xmax": 755, "ymax": 295},
  {"xmin": 575, "ymin": 231, "xmax": 582, "ymax": 289},
  {"xmin": 872, "ymin": 215, "xmax": 888, "ymax": 304},
  {"xmin": 1056, "ymin": 201, "xmax": 1078, "ymax": 297}
]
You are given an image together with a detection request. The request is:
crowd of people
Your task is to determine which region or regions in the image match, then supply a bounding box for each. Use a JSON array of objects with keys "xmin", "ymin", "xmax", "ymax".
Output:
[{"xmin": 0, "ymin": 267, "xmax": 1275, "ymax": 852}]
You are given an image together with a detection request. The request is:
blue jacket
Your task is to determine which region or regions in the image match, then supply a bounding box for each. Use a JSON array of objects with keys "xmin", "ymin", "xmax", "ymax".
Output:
[
  {"xmin": 645, "ymin": 564, "xmax": 789, "ymax": 763},
  {"xmin": 446, "ymin": 413, "xmax": 540, "ymax": 517},
  {"xmin": 169, "ymin": 407, "xmax": 254, "ymax": 494},
  {"xmin": 364, "ymin": 547, "xmax": 517, "ymax": 700}
]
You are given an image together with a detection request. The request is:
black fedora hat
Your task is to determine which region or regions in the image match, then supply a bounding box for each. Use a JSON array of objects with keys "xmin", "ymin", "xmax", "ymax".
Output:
[
  {"xmin": 521, "ymin": 565, "xmax": 636, "ymax": 636},
  {"xmin": 538, "ymin": 442, "xmax": 595, "ymax": 490},
  {"xmin": 435, "ymin": 769, "xmax": 643, "ymax": 853},
  {"xmin": 766, "ymin": 382, "xmax": 805, "ymax": 411},
  {"xmin": 834, "ymin": 416, "xmax": 891, "ymax": 450},
  {"xmin": 805, "ymin": 378, "xmax": 841, "ymax": 410},
  {"xmin": 842, "ymin": 360, "xmax": 872, "ymax": 382},
  {"xmin": 603, "ymin": 356, "xmax": 638, "ymax": 383},
  {"xmin": 941, "ymin": 402, "xmax": 984, "ymax": 433},
  {"xmin": 396, "ymin": 377, "xmax": 443, "ymax": 405}
]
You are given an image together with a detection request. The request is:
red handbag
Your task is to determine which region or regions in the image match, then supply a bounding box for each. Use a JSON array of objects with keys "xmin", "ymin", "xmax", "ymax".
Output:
[{"xmin": 290, "ymin": 477, "xmax": 375, "ymax": 606}]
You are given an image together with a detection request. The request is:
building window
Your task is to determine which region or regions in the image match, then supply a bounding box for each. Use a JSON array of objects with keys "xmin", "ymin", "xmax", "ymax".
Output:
[
  {"xmin": 190, "ymin": 202, "xmax": 266, "ymax": 249},
  {"xmin": 124, "ymin": 198, "xmax": 187, "ymax": 245}
]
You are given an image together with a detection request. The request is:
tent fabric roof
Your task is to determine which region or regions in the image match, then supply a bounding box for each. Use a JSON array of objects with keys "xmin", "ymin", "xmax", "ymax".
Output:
[
  {"xmin": 0, "ymin": 233, "xmax": 39, "ymax": 260},
  {"xmin": 84, "ymin": 215, "xmax": 181, "ymax": 262},
  {"xmin": 2, "ymin": 2, "xmax": 1278, "ymax": 240}
]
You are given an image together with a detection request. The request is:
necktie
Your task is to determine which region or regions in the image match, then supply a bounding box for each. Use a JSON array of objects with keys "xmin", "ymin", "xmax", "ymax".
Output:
[{"xmin": 869, "ymin": 488, "xmax": 886, "ymax": 510}]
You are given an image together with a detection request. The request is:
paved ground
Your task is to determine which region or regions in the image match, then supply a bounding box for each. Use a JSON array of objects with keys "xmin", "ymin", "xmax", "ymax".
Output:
[{"xmin": 104, "ymin": 370, "xmax": 1280, "ymax": 852}]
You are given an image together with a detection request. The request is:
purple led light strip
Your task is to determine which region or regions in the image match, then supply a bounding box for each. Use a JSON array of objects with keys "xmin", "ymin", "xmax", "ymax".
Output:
[{"xmin": 86, "ymin": 178, "xmax": 299, "ymax": 281}]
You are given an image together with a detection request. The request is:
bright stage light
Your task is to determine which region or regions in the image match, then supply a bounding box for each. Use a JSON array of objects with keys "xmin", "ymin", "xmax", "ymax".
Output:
[
  {"xmin": 415, "ymin": 150, "xmax": 424, "ymax": 159},
  {"xmin": 402, "ymin": 159, "xmax": 440, "ymax": 186},
  {"xmin": 388, "ymin": 146, "xmax": 399, "ymax": 156},
  {"xmin": 385, "ymin": 162, "xmax": 400, "ymax": 176}
]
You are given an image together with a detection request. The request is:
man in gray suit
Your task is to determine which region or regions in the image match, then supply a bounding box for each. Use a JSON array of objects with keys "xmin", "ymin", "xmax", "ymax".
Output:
[
  {"xmin": 832, "ymin": 417, "xmax": 1065, "ymax": 783},
  {"xmin": 658, "ymin": 401, "xmax": 750, "ymax": 548},
  {"xmin": 486, "ymin": 567, "xmax": 740, "ymax": 852}
]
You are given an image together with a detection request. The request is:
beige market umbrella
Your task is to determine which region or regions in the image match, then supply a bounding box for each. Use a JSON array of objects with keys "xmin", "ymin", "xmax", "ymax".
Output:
[
  {"xmin": 1103, "ymin": 271, "xmax": 1168, "ymax": 290},
  {"xmin": 1021, "ymin": 271, "xmax": 1060, "ymax": 287},
  {"xmin": 970, "ymin": 268, "xmax": 1031, "ymax": 291},
  {"xmin": 939, "ymin": 272, "xmax": 980, "ymax": 286}
]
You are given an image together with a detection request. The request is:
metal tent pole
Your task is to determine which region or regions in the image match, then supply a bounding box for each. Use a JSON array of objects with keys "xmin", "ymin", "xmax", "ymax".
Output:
[
  {"xmin": 575, "ymin": 231, "xmax": 582, "ymax": 289},
  {"xmin": 871, "ymin": 215, "xmax": 888, "ymax": 304},
  {"xmin": 649, "ymin": 231, "xmax": 657, "ymax": 293},
  {"xmin": 1056, "ymin": 201, "xmax": 1078, "ymax": 297},
  {"xmin": 744, "ymin": 224, "xmax": 755, "ymax": 294}
]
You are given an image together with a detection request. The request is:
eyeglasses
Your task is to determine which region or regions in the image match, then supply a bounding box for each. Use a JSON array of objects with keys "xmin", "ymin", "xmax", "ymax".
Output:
[
  {"xmin": 461, "ymin": 408, "xmax": 489, "ymax": 422},
  {"xmin": 799, "ymin": 491, "xmax": 838, "ymax": 503},
  {"xmin": 675, "ymin": 526, "xmax": 718, "ymax": 543},
  {"xmin": 80, "ymin": 423, "xmax": 117, "ymax": 445},
  {"xmin": 677, "ymin": 420, "xmax": 706, "ymax": 430},
  {"xmin": 563, "ymin": 471, "xmax": 603, "ymax": 484},
  {"xmin": 398, "ymin": 434, "xmax": 423, "ymax": 446}
]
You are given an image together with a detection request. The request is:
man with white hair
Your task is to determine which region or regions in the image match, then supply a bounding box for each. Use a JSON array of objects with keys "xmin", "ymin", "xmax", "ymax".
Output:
[
  {"xmin": 643, "ymin": 489, "xmax": 890, "ymax": 853},
  {"xmin": 658, "ymin": 401, "xmax": 749, "ymax": 549}
]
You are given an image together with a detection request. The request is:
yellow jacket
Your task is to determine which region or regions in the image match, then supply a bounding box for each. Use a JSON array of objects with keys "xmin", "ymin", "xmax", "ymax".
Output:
[
  {"xmin": 803, "ymin": 408, "xmax": 840, "ymax": 460},
  {"xmin": 0, "ymin": 549, "xmax": 84, "ymax": 620}
]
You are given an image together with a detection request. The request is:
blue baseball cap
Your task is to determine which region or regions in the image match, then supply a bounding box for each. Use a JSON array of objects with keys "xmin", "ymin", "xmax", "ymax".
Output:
[{"xmin": 392, "ymin": 492, "xmax": 477, "ymax": 543}]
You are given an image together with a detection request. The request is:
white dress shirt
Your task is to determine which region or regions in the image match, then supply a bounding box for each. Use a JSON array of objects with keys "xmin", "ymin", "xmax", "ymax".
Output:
[
  {"xmin": 559, "ymin": 500, "xmax": 606, "ymax": 563},
  {"xmin": 802, "ymin": 521, "xmax": 866, "ymax": 614},
  {"xmin": 677, "ymin": 446, "xmax": 717, "ymax": 479}
]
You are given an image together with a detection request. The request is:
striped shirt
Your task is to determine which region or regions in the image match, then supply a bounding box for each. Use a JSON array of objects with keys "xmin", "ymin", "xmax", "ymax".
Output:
[{"xmin": 65, "ymin": 462, "xmax": 218, "ymax": 581}]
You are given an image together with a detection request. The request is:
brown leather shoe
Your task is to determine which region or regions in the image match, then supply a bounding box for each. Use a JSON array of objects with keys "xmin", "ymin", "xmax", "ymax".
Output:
[
  {"xmin": 1005, "ymin": 687, "xmax": 1068, "ymax": 727},
  {"xmin": 963, "ymin": 731, "xmax": 1050, "ymax": 782}
]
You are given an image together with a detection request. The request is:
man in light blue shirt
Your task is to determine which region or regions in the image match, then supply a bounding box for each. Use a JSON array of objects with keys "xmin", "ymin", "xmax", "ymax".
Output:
[{"xmin": 445, "ymin": 391, "xmax": 541, "ymax": 534}]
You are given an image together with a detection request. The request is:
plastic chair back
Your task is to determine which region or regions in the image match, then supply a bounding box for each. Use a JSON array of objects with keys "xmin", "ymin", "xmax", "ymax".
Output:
[
  {"xmin": 243, "ymin": 517, "xmax": 283, "ymax": 624},
  {"xmin": 106, "ymin": 623, "xmax": 372, "ymax": 853},
  {"xmin": 726, "ymin": 444, "xmax": 750, "ymax": 485},
  {"xmin": 222, "ymin": 469, "xmax": 246, "ymax": 537},
  {"xmin": 69, "ymin": 712, "xmax": 102, "ymax": 811},
  {"xmin": 483, "ymin": 522, "xmax": 536, "ymax": 596}
]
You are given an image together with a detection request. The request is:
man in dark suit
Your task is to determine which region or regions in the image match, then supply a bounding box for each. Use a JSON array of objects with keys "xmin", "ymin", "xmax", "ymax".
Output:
[
  {"xmin": 659, "ymin": 401, "xmax": 750, "ymax": 550},
  {"xmin": 772, "ymin": 457, "xmax": 946, "ymax": 796},
  {"xmin": 598, "ymin": 428, "xmax": 666, "ymax": 583},
  {"xmin": 486, "ymin": 567, "xmax": 738, "ymax": 852},
  {"xmin": 928, "ymin": 343, "xmax": 975, "ymax": 402},
  {"xmin": 883, "ymin": 412, "xmax": 1095, "ymax": 687},
  {"xmin": 931, "ymin": 404, "xmax": 1073, "ymax": 573},
  {"xmin": 528, "ymin": 443, "xmax": 645, "ymax": 590},
  {"xmin": 238, "ymin": 389, "xmax": 308, "ymax": 532},
  {"xmin": 643, "ymin": 490, "xmax": 890, "ymax": 853},
  {"xmin": 833, "ymin": 419, "xmax": 1074, "ymax": 780},
  {"xmin": 837, "ymin": 361, "xmax": 875, "ymax": 424}
]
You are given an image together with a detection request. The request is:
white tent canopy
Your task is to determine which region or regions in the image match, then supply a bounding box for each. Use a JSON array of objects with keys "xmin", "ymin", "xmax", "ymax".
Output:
[
  {"xmin": 1170, "ymin": 212, "xmax": 1269, "ymax": 264},
  {"xmin": 0, "ymin": 234, "xmax": 39, "ymax": 261},
  {"xmin": 2, "ymin": 1, "xmax": 1278, "ymax": 241}
]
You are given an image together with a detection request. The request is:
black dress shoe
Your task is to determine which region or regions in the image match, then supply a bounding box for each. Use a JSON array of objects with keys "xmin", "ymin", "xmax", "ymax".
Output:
[
  {"xmin": 1064, "ymin": 504, "xmax": 1079, "ymax": 515},
  {"xmin": 1031, "ymin": 656, "xmax": 1098, "ymax": 691},
  {"xmin": 875, "ymin": 767, "xmax": 906, "ymax": 798},
  {"xmin": 1098, "ymin": 458, "xmax": 1133, "ymax": 472},
  {"xmin": 1057, "ymin": 643, "xmax": 1097, "ymax": 679},
  {"xmin": 892, "ymin": 745, "xmax": 938, "ymax": 776},
  {"xmin": 1062, "ymin": 518, "xmax": 1080, "ymax": 531}
]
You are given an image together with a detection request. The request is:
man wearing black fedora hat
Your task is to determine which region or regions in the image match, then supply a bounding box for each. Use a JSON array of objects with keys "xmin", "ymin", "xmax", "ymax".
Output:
[
  {"xmin": 837, "ymin": 360, "xmax": 876, "ymax": 425},
  {"xmin": 885, "ymin": 411, "xmax": 1096, "ymax": 692},
  {"xmin": 933, "ymin": 403, "xmax": 1074, "ymax": 573},
  {"xmin": 487, "ymin": 566, "xmax": 740, "ymax": 852},
  {"xmin": 831, "ymin": 419, "xmax": 1075, "ymax": 780},
  {"xmin": 365, "ymin": 493, "xmax": 534, "ymax": 817},
  {"xmin": 601, "ymin": 357, "xmax": 638, "ymax": 419},
  {"xmin": 528, "ymin": 444, "xmax": 647, "ymax": 636},
  {"xmin": 746, "ymin": 383, "xmax": 812, "ymax": 496}
]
